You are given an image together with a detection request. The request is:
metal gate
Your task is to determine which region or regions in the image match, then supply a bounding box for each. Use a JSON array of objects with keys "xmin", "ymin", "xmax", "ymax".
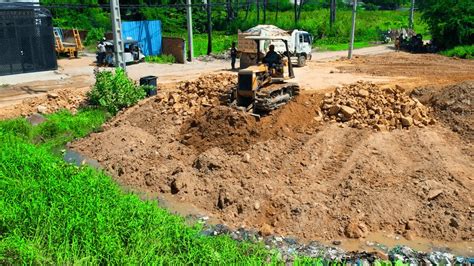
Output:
[{"xmin": 0, "ymin": 5, "xmax": 57, "ymax": 76}]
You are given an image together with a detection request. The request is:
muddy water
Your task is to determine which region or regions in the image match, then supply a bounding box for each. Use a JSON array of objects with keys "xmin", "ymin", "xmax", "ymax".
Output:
[
  {"xmin": 138, "ymin": 192, "xmax": 474, "ymax": 257},
  {"xmin": 63, "ymin": 148, "xmax": 101, "ymax": 169},
  {"xmin": 334, "ymin": 232, "xmax": 473, "ymax": 257}
]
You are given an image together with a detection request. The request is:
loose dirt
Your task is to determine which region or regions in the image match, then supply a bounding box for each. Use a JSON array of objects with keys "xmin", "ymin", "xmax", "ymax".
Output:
[
  {"xmin": 71, "ymin": 74, "xmax": 473, "ymax": 246},
  {"xmin": 334, "ymin": 52, "xmax": 474, "ymax": 87}
]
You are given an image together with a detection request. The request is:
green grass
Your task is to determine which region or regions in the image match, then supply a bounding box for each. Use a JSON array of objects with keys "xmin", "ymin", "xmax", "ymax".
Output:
[
  {"xmin": 164, "ymin": 32, "xmax": 236, "ymax": 57},
  {"xmin": 441, "ymin": 45, "xmax": 474, "ymax": 59},
  {"xmin": 0, "ymin": 111, "xmax": 276, "ymax": 264},
  {"xmin": 0, "ymin": 109, "xmax": 108, "ymax": 150},
  {"xmin": 145, "ymin": 54, "xmax": 176, "ymax": 64},
  {"xmin": 315, "ymin": 41, "xmax": 375, "ymax": 51}
]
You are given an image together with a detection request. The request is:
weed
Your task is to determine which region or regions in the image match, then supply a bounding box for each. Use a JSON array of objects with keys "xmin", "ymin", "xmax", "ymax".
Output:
[
  {"xmin": 88, "ymin": 68, "xmax": 147, "ymax": 114},
  {"xmin": 0, "ymin": 109, "xmax": 107, "ymax": 150},
  {"xmin": 441, "ymin": 45, "xmax": 474, "ymax": 59},
  {"xmin": 145, "ymin": 54, "xmax": 176, "ymax": 64}
]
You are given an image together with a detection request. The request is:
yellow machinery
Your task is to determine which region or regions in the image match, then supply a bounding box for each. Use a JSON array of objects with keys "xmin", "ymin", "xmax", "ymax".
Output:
[
  {"xmin": 54, "ymin": 28, "xmax": 84, "ymax": 58},
  {"xmin": 225, "ymin": 36, "xmax": 299, "ymax": 113}
]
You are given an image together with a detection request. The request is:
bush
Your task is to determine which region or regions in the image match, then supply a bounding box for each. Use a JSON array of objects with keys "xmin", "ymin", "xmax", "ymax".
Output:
[
  {"xmin": 441, "ymin": 45, "xmax": 474, "ymax": 59},
  {"xmin": 145, "ymin": 54, "xmax": 176, "ymax": 64},
  {"xmin": 84, "ymin": 27, "xmax": 105, "ymax": 46},
  {"xmin": 88, "ymin": 68, "xmax": 146, "ymax": 114},
  {"xmin": 418, "ymin": 0, "xmax": 473, "ymax": 49}
]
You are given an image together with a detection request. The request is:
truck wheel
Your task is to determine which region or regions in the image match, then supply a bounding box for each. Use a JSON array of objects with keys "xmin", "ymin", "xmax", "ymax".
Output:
[{"xmin": 297, "ymin": 55, "xmax": 306, "ymax": 67}]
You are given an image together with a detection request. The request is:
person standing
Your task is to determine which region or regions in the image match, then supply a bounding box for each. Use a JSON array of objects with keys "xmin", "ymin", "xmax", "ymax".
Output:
[
  {"xmin": 230, "ymin": 42, "xmax": 238, "ymax": 70},
  {"xmin": 96, "ymin": 39, "xmax": 106, "ymax": 66}
]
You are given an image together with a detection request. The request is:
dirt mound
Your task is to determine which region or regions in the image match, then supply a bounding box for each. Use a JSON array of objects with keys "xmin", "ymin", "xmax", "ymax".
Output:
[
  {"xmin": 412, "ymin": 81, "xmax": 474, "ymax": 142},
  {"xmin": 182, "ymin": 106, "xmax": 259, "ymax": 153},
  {"xmin": 321, "ymin": 82, "xmax": 434, "ymax": 130},
  {"xmin": 155, "ymin": 73, "xmax": 236, "ymax": 117},
  {"xmin": 0, "ymin": 87, "xmax": 88, "ymax": 120},
  {"xmin": 71, "ymin": 80, "xmax": 473, "ymax": 248}
]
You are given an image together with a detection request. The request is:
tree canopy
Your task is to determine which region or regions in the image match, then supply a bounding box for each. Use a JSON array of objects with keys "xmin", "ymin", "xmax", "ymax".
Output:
[{"xmin": 418, "ymin": 0, "xmax": 474, "ymax": 48}]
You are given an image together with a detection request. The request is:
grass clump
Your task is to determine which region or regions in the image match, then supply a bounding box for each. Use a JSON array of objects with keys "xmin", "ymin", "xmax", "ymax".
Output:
[
  {"xmin": 441, "ymin": 45, "xmax": 474, "ymax": 59},
  {"xmin": 0, "ymin": 132, "xmax": 273, "ymax": 264},
  {"xmin": 0, "ymin": 109, "xmax": 107, "ymax": 150},
  {"xmin": 145, "ymin": 54, "xmax": 176, "ymax": 64},
  {"xmin": 88, "ymin": 68, "xmax": 147, "ymax": 114}
]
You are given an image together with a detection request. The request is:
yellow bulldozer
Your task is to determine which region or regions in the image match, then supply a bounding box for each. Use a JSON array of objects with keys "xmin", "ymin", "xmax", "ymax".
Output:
[{"xmin": 225, "ymin": 36, "xmax": 300, "ymax": 114}]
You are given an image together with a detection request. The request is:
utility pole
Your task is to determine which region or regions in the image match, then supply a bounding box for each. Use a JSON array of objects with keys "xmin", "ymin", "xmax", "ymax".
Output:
[
  {"xmin": 294, "ymin": 0, "xmax": 297, "ymax": 25},
  {"xmin": 186, "ymin": 0, "xmax": 194, "ymax": 61},
  {"xmin": 348, "ymin": 0, "xmax": 357, "ymax": 59},
  {"xmin": 110, "ymin": 0, "xmax": 125, "ymax": 70},
  {"xmin": 409, "ymin": 0, "xmax": 415, "ymax": 29},
  {"xmin": 206, "ymin": 0, "xmax": 212, "ymax": 55},
  {"xmin": 330, "ymin": 0, "xmax": 336, "ymax": 29},
  {"xmin": 256, "ymin": 0, "xmax": 259, "ymax": 23}
]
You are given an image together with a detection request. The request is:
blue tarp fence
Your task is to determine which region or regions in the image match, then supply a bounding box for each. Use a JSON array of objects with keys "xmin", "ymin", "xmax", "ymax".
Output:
[{"xmin": 121, "ymin": 20, "xmax": 162, "ymax": 56}]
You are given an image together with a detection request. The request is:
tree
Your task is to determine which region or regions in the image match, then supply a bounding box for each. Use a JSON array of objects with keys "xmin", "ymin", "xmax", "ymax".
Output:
[
  {"xmin": 418, "ymin": 0, "xmax": 474, "ymax": 49},
  {"xmin": 363, "ymin": 0, "xmax": 409, "ymax": 10}
]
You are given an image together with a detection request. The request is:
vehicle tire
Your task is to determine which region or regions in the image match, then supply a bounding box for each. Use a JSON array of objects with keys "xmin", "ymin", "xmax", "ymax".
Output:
[
  {"xmin": 297, "ymin": 55, "xmax": 306, "ymax": 67},
  {"xmin": 74, "ymin": 51, "xmax": 79, "ymax": 58}
]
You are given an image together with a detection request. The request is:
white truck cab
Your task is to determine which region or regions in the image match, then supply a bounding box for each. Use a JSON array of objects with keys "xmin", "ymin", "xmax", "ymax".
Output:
[{"xmin": 238, "ymin": 25, "xmax": 313, "ymax": 68}]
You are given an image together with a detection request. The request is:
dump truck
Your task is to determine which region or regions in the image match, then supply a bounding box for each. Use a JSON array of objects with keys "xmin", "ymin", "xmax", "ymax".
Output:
[
  {"xmin": 238, "ymin": 25, "xmax": 312, "ymax": 68},
  {"xmin": 53, "ymin": 28, "xmax": 84, "ymax": 58}
]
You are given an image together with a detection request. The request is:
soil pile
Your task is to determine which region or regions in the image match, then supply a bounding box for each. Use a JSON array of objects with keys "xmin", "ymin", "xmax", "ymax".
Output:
[
  {"xmin": 156, "ymin": 73, "xmax": 236, "ymax": 117},
  {"xmin": 411, "ymin": 81, "xmax": 473, "ymax": 142},
  {"xmin": 0, "ymin": 88, "xmax": 88, "ymax": 120},
  {"xmin": 71, "ymin": 79, "xmax": 473, "ymax": 248},
  {"xmin": 321, "ymin": 82, "xmax": 434, "ymax": 130},
  {"xmin": 182, "ymin": 106, "xmax": 259, "ymax": 153}
]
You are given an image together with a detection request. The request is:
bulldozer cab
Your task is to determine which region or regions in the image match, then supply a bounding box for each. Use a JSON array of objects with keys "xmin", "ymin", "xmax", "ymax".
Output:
[
  {"xmin": 245, "ymin": 36, "xmax": 295, "ymax": 80},
  {"xmin": 225, "ymin": 36, "xmax": 299, "ymax": 114}
]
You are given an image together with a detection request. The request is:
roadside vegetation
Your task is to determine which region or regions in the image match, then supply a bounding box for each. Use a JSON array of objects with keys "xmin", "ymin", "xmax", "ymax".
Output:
[
  {"xmin": 440, "ymin": 45, "xmax": 474, "ymax": 59},
  {"xmin": 88, "ymin": 68, "xmax": 148, "ymax": 114},
  {"xmin": 145, "ymin": 54, "xmax": 176, "ymax": 64}
]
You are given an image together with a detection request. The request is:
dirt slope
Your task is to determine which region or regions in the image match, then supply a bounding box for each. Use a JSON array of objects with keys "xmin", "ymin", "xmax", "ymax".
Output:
[{"xmin": 71, "ymin": 76, "xmax": 473, "ymax": 243}]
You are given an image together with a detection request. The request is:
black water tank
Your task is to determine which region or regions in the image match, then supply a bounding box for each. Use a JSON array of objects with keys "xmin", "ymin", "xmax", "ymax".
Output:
[{"xmin": 139, "ymin": 75, "xmax": 158, "ymax": 96}]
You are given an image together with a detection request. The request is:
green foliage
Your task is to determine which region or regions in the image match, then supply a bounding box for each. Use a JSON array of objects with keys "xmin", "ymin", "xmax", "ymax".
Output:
[
  {"xmin": 145, "ymin": 54, "xmax": 176, "ymax": 64},
  {"xmin": 84, "ymin": 27, "xmax": 105, "ymax": 46},
  {"xmin": 0, "ymin": 109, "xmax": 107, "ymax": 150},
  {"xmin": 316, "ymin": 41, "xmax": 373, "ymax": 51},
  {"xmin": 441, "ymin": 45, "xmax": 474, "ymax": 59},
  {"xmin": 0, "ymin": 131, "xmax": 274, "ymax": 264},
  {"xmin": 363, "ymin": 0, "xmax": 409, "ymax": 10},
  {"xmin": 165, "ymin": 32, "xmax": 237, "ymax": 57},
  {"xmin": 88, "ymin": 68, "xmax": 147, "ymax": 114},
  {"xmin": 418, "ymin": 0, "xmax": 474, "ymax": 49}
]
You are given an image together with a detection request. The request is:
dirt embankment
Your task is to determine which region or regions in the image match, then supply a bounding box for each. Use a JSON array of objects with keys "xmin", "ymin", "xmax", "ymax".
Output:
[
  {"xmin": 71, "ymin": 74, "xmax": 473, "ymax": 244},
  {"xmin": 411, "ymin": 81, "xmax": 474, "ymax": 143}
]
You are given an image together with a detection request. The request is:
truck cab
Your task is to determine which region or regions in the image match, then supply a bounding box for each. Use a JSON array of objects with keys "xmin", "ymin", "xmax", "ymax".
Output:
[
  {"xmin": 290, "ymin": 30, "xmax": 313, "ymax": 66},
  {"xmin": 238, "ymin": 25, "xmax": 313, "ymax": 68}
]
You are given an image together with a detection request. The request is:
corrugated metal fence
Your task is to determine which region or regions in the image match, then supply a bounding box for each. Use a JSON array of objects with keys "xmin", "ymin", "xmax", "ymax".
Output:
[{"xmin": 121, "ymin": 20, "xmax": 162, "ymax": 56}]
